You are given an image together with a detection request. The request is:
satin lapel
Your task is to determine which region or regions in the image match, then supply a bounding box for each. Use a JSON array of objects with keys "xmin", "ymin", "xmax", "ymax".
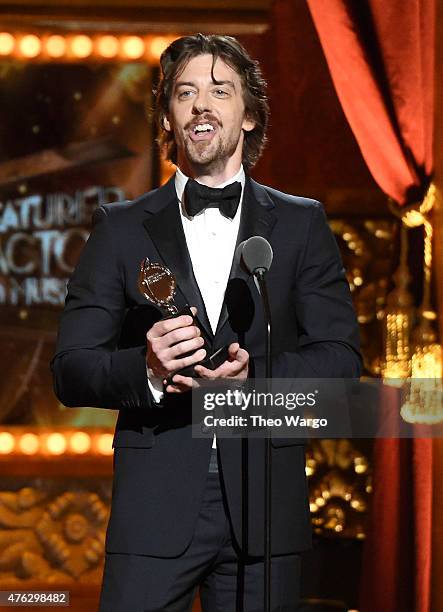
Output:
[
  {"xmin": 142, "ymin": 178, "xmax": 213, "ymax": 341},
  {"xmin": 215, "ymin": 177, "xmax": 277, "ymax": 337}
]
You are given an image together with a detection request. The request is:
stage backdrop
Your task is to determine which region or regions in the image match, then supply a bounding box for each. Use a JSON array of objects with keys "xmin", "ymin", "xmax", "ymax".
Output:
[{"xmin": 0, "ymin": 59, "xmax": 155, "ymax": 427}]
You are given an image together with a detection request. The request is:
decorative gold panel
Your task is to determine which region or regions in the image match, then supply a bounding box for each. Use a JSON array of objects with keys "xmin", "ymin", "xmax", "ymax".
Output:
[
  {"xmin": 306, "ymin": 439, "xmax": 372, "ymax": 539},
  {"xmin": 0, "ymin": 481, "xmax": 110, "ymax": 584}
]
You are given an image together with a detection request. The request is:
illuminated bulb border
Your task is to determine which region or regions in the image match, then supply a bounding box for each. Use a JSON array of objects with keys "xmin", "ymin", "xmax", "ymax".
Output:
[
  {"xmin": 0, "ymin": 32, "xmax": 176, "ymax": 63},
  {"xmin": 0, "ymin": 430, "xmax": 114, "ymax": 456}
]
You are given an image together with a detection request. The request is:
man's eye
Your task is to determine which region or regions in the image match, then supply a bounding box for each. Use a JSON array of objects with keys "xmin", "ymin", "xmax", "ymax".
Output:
[
  {"xmin": 178, "ymin": 90, "xmax": 194, "ymax": 99},
  {"xmin": 213, "ymin": 89, "xmax": 229, "ymax": 97}
]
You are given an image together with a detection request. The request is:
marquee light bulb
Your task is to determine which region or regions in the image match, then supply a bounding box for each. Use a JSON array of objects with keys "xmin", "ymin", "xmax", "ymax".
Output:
[
  {"xmin": 0, "ymin": 432, "xmax": 15, "ymax": 454},
  {"xmin": 121, "ymin": 36, "xmax": 145, "ymax": 59},
  {"xmin": 97, "ymin": 35, "xmax": 119, "ymax": 58},
  {"xmin": 71, "ymin": 35, "xmax": 93, "ymax": 58},
  {"xmin": 46, "ymin": 35, "xmax": 66, "ymax": 58},
  {"xmin": 70, "ymin": 431, "xmax": 91, "ymax": 454},
  {"xmin": 0, "ymin": 32, "xmax": 15, "ymax": 55},
  {"xmin": 149, "ymin": 36, "xmax": 169, "ymax": 60},
  {"xmin": 19, "ymin": 433, "xmax": 39, "ymax": 454},
  {"xmin": 20, "ymin": 35, "xmax": 42, "ymax": 58},
  {"xmin": 46, "ymin": 432, "xmax": 67, "ymax": 455},
  {"xmin": 97, "ymin": 433, "xmax": 113, "ymax": 455}
]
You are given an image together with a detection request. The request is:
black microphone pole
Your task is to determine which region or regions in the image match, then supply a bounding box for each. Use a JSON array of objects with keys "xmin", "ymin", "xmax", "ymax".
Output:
[
  {"xmin": 255, "ymin": 268, "xmax": 272, "ymax": 612},
  {"xmin": 240, "ymin": 236, "xmax": 273, "ymax": 612}
]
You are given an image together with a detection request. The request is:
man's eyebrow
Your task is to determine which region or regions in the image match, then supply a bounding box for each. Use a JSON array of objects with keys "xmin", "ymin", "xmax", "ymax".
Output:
[
  {"xmin": 211, "ymin": 80, "xmax": 235, "ymax": 88},
  {"xmin": 174, "ymin": 81, "xmax": 196, "ymax": 89},
  {"xmin": 174, "ymin": 80, "xmax": 236, "ymax": 89}
]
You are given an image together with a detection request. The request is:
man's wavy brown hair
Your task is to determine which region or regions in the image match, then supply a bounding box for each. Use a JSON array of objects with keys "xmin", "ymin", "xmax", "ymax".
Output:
[{"xmin": 154, "ymin": 34, "xmax": 269, "ymax": 170}]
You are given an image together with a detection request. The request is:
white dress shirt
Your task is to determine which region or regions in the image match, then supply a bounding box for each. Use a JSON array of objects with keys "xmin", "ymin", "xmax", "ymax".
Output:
[
  {"xmin": 176, "ymin": 165, "xmax": 244, "ymax": 332},
  {"xmin": 148, "ymin": 166, "xmax": 245, "ymax": 447}
]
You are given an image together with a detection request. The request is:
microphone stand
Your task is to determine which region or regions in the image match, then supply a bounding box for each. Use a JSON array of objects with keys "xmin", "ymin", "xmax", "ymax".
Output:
[{"xmin": 255, "ymin": 268, "xmax": 272, "ymax": 612}]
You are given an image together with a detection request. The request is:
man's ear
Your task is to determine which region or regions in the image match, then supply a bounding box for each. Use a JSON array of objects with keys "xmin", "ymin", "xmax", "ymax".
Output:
[
  {"xmin": 242, "ymin": 114, "xmax": 256, "ymax": 133},
  {"xmin": 163, "ymin": 115, "xmax": 171, "ymax": 132}
]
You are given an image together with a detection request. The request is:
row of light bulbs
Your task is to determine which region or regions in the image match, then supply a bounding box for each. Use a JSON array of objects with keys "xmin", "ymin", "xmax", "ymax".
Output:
[
  {"xmin": 0, "ymin": 430, "xmax": 113, "ymax": 455},
  {"xmin": 0, "ymin": 32, "xmax": 174, "ymax": 62}
]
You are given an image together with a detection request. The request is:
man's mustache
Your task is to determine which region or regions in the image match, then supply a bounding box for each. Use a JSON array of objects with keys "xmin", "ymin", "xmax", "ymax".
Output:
[{"xmin": 185, "ymin": 115, "xmax": 222, "ymax": 130}]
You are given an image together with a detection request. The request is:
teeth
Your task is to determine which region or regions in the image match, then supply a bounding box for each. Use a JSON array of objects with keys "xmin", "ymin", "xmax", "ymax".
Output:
[{"xmin": 194, "ymin": 123, "xmax": 214, "ymax": 133}]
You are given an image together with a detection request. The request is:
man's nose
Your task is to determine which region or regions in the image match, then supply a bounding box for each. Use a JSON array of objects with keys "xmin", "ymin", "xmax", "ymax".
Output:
[{"xmin": 192, "ymin": 92, "xmax": 211, "ymax": 115}]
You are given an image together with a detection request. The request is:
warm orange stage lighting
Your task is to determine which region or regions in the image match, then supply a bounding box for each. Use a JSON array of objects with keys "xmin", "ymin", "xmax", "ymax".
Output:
[
  {"xmin": 19, "ymin": 35, "xmax": 42, "ymax": 58},
  {"xmin": 0, "ymin": 32, "xmax": 15, "ymax": 55},
  {"xmin": 0, "ymin": 432, "xmax": 15, "ymax": 454},
  {"xmin": 0, "ymin": 429, "xmax": 116, "ymax": 457},
  {"xmin": 0, "ymin": 31, "xmax": 178, "ymax": 63},
  {"xmin": 46, "ymin": 35, "xmax": 66, "ymax": 58},
  {"xmin": 96, "ymin": 433, "xmax": 114, "ymax": 456},
  {"xmin": 19, "ymin": 433, "xmax": 40, "ymax": 455},
  {"xmin": 121, "ymin": 36, "xmax": 145, "ymax": 59},
  {"xmin": 149, "ymin": 36, "xmax": 170, "ymax": 61},
  {"xmin": 71, "ymin": 35, "xmax": 93, "ymax": 58},
  {"xmin": 97, "ymin": 35, "xmax": 119, "ymax": 58},
  {"xmin": 70, "ymin": 431, "xmax": 92, "ymax": 454},
  {"xmin": 46, "ymin": 432, "xmax": 68, "ymax": 455}
]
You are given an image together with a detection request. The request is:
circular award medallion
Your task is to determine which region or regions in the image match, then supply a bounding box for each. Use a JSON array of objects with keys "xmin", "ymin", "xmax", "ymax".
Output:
[{"xmin": 138, "ymin": 257, "xmax": 178, "ymax": 315}]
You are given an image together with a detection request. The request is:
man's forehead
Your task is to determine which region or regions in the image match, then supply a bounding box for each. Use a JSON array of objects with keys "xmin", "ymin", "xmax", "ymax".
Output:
[{"xmin": 174, "ymin": 54, "xmax": 239, "ymax": 84}]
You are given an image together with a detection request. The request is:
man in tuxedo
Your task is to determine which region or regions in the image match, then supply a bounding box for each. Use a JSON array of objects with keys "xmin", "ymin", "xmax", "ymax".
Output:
[{"xmin": 51, "ymin": 34, "xmax": 361, "ymax": 611}]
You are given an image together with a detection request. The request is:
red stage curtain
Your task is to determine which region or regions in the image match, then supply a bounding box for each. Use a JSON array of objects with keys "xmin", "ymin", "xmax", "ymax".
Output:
[
  {"xmin": 306, "ymin": 0, "xmax": 434, "ymax": 206},
  {"xmin": 359, "ymin": 406, "xmax": 433, "ymax": 612},
  {"xmin": 305, "ymin": 1, "xmax": 435, "ymax": 611}
]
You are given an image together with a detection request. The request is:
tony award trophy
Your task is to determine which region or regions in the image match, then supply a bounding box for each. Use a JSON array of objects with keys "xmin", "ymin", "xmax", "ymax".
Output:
[{"xmin": 138, "ymin": 257, "xmax": 228, "ymax": 377}]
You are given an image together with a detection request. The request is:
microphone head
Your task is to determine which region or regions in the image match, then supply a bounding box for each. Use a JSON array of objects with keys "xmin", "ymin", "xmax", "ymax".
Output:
[
  {"xmin": 241, "ymin": 236, "xmax": 273, "ymax": 274},
  {"xmin": 235, "ymin": 240, "xmax": 247, "ymax": 264}
]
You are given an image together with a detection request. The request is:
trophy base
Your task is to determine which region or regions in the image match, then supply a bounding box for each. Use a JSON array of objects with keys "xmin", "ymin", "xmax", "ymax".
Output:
[{"xmin": 164, "ymin": 306, "xmax": 229, "ymax": 378}]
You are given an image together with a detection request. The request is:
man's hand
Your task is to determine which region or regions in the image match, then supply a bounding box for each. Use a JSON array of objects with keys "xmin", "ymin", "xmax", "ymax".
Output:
[
  {"xmin": 146, "ymin": 308, "xmax": 206, "ymax": 386},
  {"xmin": 167, "ymin": 342, "xmax": 249, "ymax": 394}
]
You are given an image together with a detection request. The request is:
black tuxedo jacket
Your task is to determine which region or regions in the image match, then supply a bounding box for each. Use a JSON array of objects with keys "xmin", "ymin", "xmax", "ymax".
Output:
[{"xmin": 51, "ymin": 175, "xmax": 361, "ymax": 557}]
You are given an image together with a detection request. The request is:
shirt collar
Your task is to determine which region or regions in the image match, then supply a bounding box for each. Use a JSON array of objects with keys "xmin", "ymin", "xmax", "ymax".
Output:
[{"xmin": 175, "ymin": 165, "xmax": 245, "ymax": 205}]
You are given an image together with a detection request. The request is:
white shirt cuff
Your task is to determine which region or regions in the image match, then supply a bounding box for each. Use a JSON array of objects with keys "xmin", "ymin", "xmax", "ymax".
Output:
[{"xmin": 147, "ymin": 374, "xmax": 164, "ymax": 403}]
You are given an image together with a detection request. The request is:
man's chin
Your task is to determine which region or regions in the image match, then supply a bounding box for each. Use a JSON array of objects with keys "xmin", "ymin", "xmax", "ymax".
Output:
[{"xmin": 186, "ymin": 145, "xmax": 220, "ymax": 167}]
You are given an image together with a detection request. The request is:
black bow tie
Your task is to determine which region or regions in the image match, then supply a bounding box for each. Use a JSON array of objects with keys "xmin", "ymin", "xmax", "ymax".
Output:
[{"xmin": 184, "ymin": 178, "xmax": 242, "ymax": 219}]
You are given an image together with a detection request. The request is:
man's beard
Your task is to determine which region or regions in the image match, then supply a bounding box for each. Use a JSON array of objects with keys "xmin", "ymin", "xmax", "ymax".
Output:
[{"xmin": 182, "ymin": 131, "xmax": 240, "ymax": 170}]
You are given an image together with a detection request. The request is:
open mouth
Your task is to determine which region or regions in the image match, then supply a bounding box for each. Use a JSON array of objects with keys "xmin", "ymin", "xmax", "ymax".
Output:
[{"xmin": 189, "ymin": 122, "xmax": 217, "ymax": 142}]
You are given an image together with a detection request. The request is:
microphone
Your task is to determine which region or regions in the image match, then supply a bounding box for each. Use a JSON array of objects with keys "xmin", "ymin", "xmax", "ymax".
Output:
[
  {"xmin": 234, "ymin": 239, "xmax": 247, "ymax": 267},
  {"xmin": 241, "ymin": 236, "xmax": 273, "ymax": 275},
  {"xmin": 240, "ymin": 235, "xmax": 274, "ymax": 610}
]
